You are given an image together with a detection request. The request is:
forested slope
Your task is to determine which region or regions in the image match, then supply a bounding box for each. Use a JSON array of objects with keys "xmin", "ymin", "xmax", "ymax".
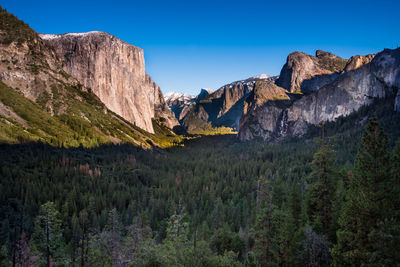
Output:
[{"xmin": 1, "ymin": 98, "xmax": 399, "ymax": 266}]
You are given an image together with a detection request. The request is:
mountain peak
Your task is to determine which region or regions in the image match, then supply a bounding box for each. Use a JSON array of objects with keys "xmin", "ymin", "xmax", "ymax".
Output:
[
  {"xmin": 200, "ymin": 88, "xmax": 213, "ymax": 94},
  {"xmin": 40, "ymin": 31, "xmax": 105, "ymax": 40},
  {"xmin": 276, "ymin": 50, "xmax": 347, "ymax": 93},
  {"xmin": 315, "ymin": 50, "xmax": 338, "ymax": 58},
  {"xmin": 252, "ymin": 74, "xmax": 271, "ymax": 79}
]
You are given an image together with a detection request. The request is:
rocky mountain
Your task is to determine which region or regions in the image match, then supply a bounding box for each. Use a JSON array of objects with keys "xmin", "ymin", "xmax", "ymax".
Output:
[
  {"xmin": 0, "ymin": 7, "xmax": 179, "ymax": 148},
  {"xmin": 164, "ymin": 91, "xmax": 195, "ymax": 120},
  {"xmin": 40, "ymin": 31, "xmax": 178, "ymax": 133},
  {"xmin": 239, "ymin": 48, "xmax": 400, "ymax": 141},
  {"xmin": 178, "ymin": 75, "xmax": 277, "ymax": 132},
  {"xmin": 276, "ymin": 50, "xmax": 348, "ymax": 94}
]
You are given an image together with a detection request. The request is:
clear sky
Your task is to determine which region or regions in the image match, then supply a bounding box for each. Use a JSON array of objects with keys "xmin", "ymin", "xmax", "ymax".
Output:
[{"xmin": 2, "ymin": 0, "xmax": 399, "ymax": 95}]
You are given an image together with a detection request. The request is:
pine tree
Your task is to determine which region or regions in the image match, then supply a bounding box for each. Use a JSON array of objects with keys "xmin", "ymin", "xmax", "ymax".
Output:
[
  {"xmin": 391, "ymin": 138, "xmax": 400, "ymax": 220},
  {"xmin": 245, "ymin": 251, "xmax": 261, "ymax": 267},
  {"xmin": 0, "ymin": 245, "xmax": 8, "ymax": 267},
  {"xmin": 254, "ymin": 178, "xmax": 275, "ymax": 266},
  {"xmin": 289, "ymin": 184, "xmax": 303, "ymax": 232},
  {"xmin": 332, "ymin": 118, "xmax": 395, "ymax": 265},
  {"xmin": 31, "ymin": 202, "xmax": 64, "ymax": 267},
  {"xmin": 306, "ymin": 138, "xmax": 337, "ymax": 240},
  {"xmin": 254, "ymin": 175, "xmax": 296, "ymax": 266}
]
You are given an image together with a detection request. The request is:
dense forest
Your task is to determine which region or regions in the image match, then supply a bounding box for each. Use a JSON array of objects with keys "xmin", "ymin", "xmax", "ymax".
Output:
[{"xmin": 1, "ymin": 99, "xmax": 400, "ymax": 266}]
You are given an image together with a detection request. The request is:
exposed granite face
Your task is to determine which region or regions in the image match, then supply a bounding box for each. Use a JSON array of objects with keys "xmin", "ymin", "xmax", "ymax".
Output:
[
  {"xmin": 40, "ymin": 31, "xmax": 178, "ymax": 133},
  {"xmin": 275, "ymin": 50, "xmax": 347, "ymax": 93},
  {"xmin": 164, "ymin": 92, "xmax": 195, "ymax": 120},
  {"xmin": 0, "ymin": 22, "xmax": 81, "ymax": 115},
  {"xmin": 0, "ymin": 8, "xmax": 171, "ymax": 147},
  {"xmin": 144, "ymin": 74, "xmax": 180, "ymax": 129},
  {"xmin": 239, "ymin": 48, "xmax": 400, "ymax": 141},
  {"xmin": 180, "ymin": 76, "xmax": 277, "ymax": 131},
  {"xmin": 343, "ymin": 54, "xmax": 375, "ymax": 72},
  {"xmin": 238, "ymin": 81, "xmax": 290, "ymax": 141}
]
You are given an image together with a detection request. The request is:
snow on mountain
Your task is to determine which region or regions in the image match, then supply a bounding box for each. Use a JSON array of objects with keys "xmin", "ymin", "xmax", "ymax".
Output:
[
  {"xmin": 164, "ymin": 92, "xmax": 194, "ymax": 104},
  {"xmin": 252, "ymin": 73, "xmax": 271, "ymax": 79},
  {"xmin": 40, "ymin": 31, "xmax": 103, "ymax": 40}
]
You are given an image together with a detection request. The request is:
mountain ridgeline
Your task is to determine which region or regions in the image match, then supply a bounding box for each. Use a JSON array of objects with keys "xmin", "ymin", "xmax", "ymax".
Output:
[
  {"xmin": 0, "ymin": 5, "xmax": 399, "ymax": 148},
  {"xmin": 238, "ymin": 48, "xmax": 400, "ymax": 141},
  {"xmin": 0, "ymin": 7, "xmax": 181, "ymax": 148},
  {"xmin": 165, "ymin": 49, "xmax": 399, "ymax": 138},
  {"xmin": 1, "ymin": 5, "xmax": 400, "ymax": 267},
  {"xmin": 167, "ymin": 75, "xmax": 278, "ymax": 133},
  {"xmin": 40, "ymin": 32, "xmax": 178, "ymax": 133}
]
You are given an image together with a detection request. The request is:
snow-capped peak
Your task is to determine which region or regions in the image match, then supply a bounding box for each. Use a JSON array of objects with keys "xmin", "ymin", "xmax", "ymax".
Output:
[
  {"xmin": 40, "ymin": 31, "xmax": 103, "ymax": 40},
  {"xmin": 164, "ymin": 92, "xmax": 194, "ymax": 103},
  {"xmin": 252, "ymin": 74, "xmax": 271, "ymax": 79}
]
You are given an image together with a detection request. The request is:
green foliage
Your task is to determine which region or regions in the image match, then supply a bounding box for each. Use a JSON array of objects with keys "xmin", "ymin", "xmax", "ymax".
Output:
[
  {"xmin": 58, "ymin": 70, "xmax": 71, "ymax": 79},
  {"xmin": 0, "ymin": 245, "xmax": 8, "ymax": 266},
  {"xmin": 211, "ymin": 225, "xmax": 245, "ymax": 259},
  {"xmin": 0, "ymin": 81, "xmax": 79, "ymax": 144},
  {"xmin": 299, "ymin": 227, "xmax": 332, "ymax": 266},
  {"xmin": 0, "ymin": 110, "xmax": 400, "ymax": 266},
  {"xmin": 318, "ymin": 56, "xmax": 347, "ymax": 72},
  {"xmin": 28, "ymin": 64, "xmax": 40, "ymax": 75},
  {"xmin": 0, "ymin": 81, "xmax": 188, "ymax": 148},
  {"xmin": 332, "ymin": 118, "xmax": 400, "ymax": 266},
  {"xmin": 0, "ymin": 6, "xmax": 38, "ymax": 45},
  {"xmin": 306, "ymin": 138, "xmax": 338, "ymax": 240},
  {"xmin": 36, "ymin": 90, "xmax": 51, "ymax": 108},
  {"xmin": 244, "ymin": 251, "xmax": 260, "ymax": 267},
  {"xmin": 188, "ymin": 125, "xmax": 237, "ymax": 135},
  {"xmin": 31, "ymin": 202, "xmax": 65, "ymax": 266}
]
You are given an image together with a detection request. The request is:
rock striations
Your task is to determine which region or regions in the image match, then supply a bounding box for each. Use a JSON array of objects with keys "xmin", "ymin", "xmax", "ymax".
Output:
[
  {"xmin": 239, "ymin": 81, "xmax": 290, "ymax": 140},
  {"xmin": 164, "ymin": 91, "xmax": 196, "ymax": 120},
  {"xmin": 175, "ymin": 75, "xmax": 277, "ymax": 132},
  {"xmin": 40, "ymin": 31, "xmax": 178, "ymax": 133},
  {"xmin": 239, "ymin": 49, "xmax": 400, "ymax": 141},
  {"xmin": 0, "ymin": 7, "xmax": 179, "ymax": 147},
  {"xmin": 276, "ymin": 50, "xmax": 347, "ymax": 94}
]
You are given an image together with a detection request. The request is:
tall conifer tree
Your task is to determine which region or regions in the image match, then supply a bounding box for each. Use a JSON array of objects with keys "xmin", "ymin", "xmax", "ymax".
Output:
[{"xmin": 332, "ymin": 118, "xmax": 395, "ymax": 265}]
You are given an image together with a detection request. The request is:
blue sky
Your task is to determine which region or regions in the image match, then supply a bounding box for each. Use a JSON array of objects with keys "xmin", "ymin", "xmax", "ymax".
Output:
[{"xmin": 2, "ymin": 0, "xmax": 399, "ymax": 95}]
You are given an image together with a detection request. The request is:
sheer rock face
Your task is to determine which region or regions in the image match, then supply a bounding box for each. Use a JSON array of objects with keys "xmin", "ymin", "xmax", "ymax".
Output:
[
  {"xmin": 276, "ymin": 50, "xmax": 347, "ymax": 93},
  {"xmin": 238, "ymin": 81, "xmax": 290, "ymax": 141},
  {"xmin": 343, "ymin": 54, "xmax": 375, "ymax": 72},
  {"xmin": 164, "ymin": 92, "xmax": 195, "ymax": 120},
  {"xmin": 179, "ymin": 76, "xmax": 277, "ymax": 131},
  {"xmin": 239, "ymin": 48, "xmax": 400, "ymax": 141},
  {"xmin": 40, "ymin": 32, "xmax": 178, "ymax": 133},
  {"xmin": 0, "ymin": 28, "xmax": 75, "ymax": 103},
  {"xmin": 0, "ymin": 21, "xmax": 82, "ymax": 118}
]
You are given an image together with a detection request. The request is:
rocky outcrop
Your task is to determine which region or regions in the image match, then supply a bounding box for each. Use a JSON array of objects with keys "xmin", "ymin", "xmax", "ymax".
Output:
[
  {"xmin": 239, "ymin": 81, "xmax": 290, "ymax": 140},
  {"xmin": 180, "ymin": 75, "xmax": 277, "ymax": 131},
  {"xmin": 0, "ymin": 7, "xmax": 169, "ymax": 148},
  {"xmin": 239, "ymin": 48, "xmax": 400, "ymax": 141},
  {"xmin": 275, "ymin": 50, "xmax": 347, "ymax": 94},
  {"xmin": 144, "ymin": 73, "xmax": 179, "ymax": 130},
  {"xmin": 0, "ymin": 7, "xmax": 175, "ymax": 147},
  {"xmin": 343, "ymin": 54, "xmax": 375, "ymax": 72},
  {"xmin": 164, "ymin": 92, "xmax": 195, "ymax": 120},
  {"xmin": 40, "ymin": 31, "xmax": 178, "ymax": 133},
  {"xmin": 0, "ymin": 9, "xmax": 81, "ymax": 112}
]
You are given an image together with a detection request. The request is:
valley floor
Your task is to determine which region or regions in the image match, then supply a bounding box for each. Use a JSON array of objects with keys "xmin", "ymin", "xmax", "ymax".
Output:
[{"xmin": 1, "ymin": 99, "xmax": 400, "ymax": 266}]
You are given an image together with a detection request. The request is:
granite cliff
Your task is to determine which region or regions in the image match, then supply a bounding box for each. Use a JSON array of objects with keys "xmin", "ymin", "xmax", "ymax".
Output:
[
  {"xmin": 276, "ymin": 50, "xmax": 347, "ymax": 94},
  {"xmin": 0, "ymin": 7, "xmax": 179, "ymax": 147},
  {"xmin": 177, "ymin": 75, "xmax": 277, "ymax": 132},
  {"xmin": 40, "ymin": 31, "xmax": 178, "ymax": 133},
  {"xmin": 239, "ymin": 48, "xmax": 400, "ymax": 141}
]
